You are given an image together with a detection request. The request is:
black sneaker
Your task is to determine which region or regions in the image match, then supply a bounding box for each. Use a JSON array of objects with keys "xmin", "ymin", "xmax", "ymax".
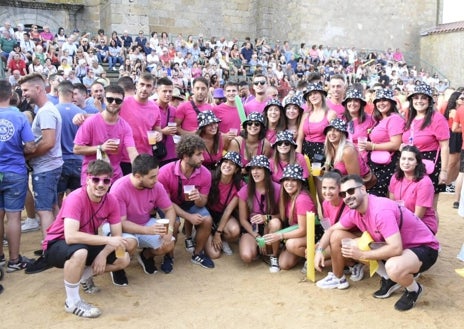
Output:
[
  {"xmin": 0, "ymin": 284, "xmax": 4, "ymax": 295},
  {"xmin": 6, "ymin": 255, "xmax": 33, "ymax": 273},
  {"xmin": 184, "ymin": 238, "xmax": 195, "ymax": 253},
  {"xmin": 191, "ymin": 252, "xmax": 215, "ymax": 269},
  {"xmin": 394, "ymin": 283, "xmax": 423, "ymax": 311},
  {"xmin": 373, "ymin": 277, "xmax": 401, "ymax": 299},
  {"xmin": 0, "ymin": 254, "xmax": 5, "ymax": 266},
  {"xmin": 25, "ymin": 255, "xmax": 52, "ymax": 274},
  {"xmin": 110, "ymin": 269, "xmax": 128, "ymax": 286},
  {"xmin": 137, "ymin": 249, "xmax": 157, "ymax": 274},
  {"xmin": 34, "ymin": 249, "xmax": 43, "ymax": 256},
  {"xmin": 160, "ymin": 254, "xmax": 174, "ymax": 274}
]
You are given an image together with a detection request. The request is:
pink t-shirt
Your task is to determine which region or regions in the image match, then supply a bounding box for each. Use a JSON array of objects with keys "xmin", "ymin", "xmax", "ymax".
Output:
[
  {"xmin": 110, "ymin": 175, "xmax": 172, "ymax": 226},
  {"xmin": 333, "ymin": 148, "xmax": 370, "ymax": 176},
  {"xmin": 203, "ymin": 136, "xmax": 225, "ymax": 168},
  {"xmin": 43, "ymin": 187, "xmax": 120, "ymax": 250},
  {"xmin": 326, "ymin": 99, "xmax": 344, "ymax": 118},
  {"xmin": 158, "ymin": 102, "xmax": 177, "ymax": 162},
  {"xmin": 369, "ymin": 113, "xmax": 404, "ymax": 143},
  {"xmin": 208, "ymin": 180, "xmax": 244, "ymax": 213},
  {"xmin": 119, "ymin": 96, "xmax": 161, "ymax": 160},
  {"xmin": 453, "ymin": 105, "xmax": 464, "ymax": 149},
  {"xmin": 213, "ymin": 103, "xmax": 242, "ymax": 134},
  {"xmin": 270, "ymin": 153, "xmax": 309, "ymax": 183},
  {"xmin": 401, "ymin": 112, "xmax": 450, "ymax": 152},
  {"xmin": 388, "ymin": 175, "xmax": 437, "ymax": 234},
  {"xmin": 340, "ymin": 194, "xmax": 439, "ymax": 250},
  {"xmin": 237, "ymin": 181, "xmax": 281, "ymax": 215},
  {"xmin": 74, "ymin": 113, "xmax": 135, "ymax": 185},
  {"xmin": 175, "ymin": 101, "xmax": 213, "ymax": 132},
  {"xmin": 322, "ymin": 200, "xmax": 349, "ymax": 226},
  {"xmin": 244, "ymin": 98, "xmax": 268, "ymax": 115},
  {"xmin": 302, "ymin": 113, "xmax": 329, "ymax": 143},
  {"xmin": 284, "ymin": 192, "xmax": 316, "ymax": 226},
  {"xmin": 348, "ymin": 114, "xmax": 375, "ymax": 144},
  {"xmin": 158, "ymin": 160, "xmax": 212, "ymax": 205}
]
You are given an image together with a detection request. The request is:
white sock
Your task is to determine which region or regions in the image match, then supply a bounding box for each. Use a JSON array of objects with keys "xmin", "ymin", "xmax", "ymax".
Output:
[
  {"xmin": 406, "ymin": 280, "xmax": 419, "ymax": 292},
  {"xmin": 80, "ymin": 266, "xmax": 93, "ymax": 283},
  {"xmin": 64, "ymin": 280, "xmax": 81, "ymax": 306},
  {"xmin": 376, "ymin": 261, "xmax": 389, "ymax": 279}
]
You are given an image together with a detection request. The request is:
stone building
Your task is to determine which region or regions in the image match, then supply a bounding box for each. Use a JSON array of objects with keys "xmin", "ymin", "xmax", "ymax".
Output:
[{"xmin": 1, "ymin": 0, "xmax": 462, "ymax": 85}]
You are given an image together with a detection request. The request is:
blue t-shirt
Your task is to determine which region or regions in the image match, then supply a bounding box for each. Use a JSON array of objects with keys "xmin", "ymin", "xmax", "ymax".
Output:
[
  {"xmin": 47, "ymin": 94, "xmax": 59, "ymax": 105},
  {"xmin": 0, "ymin": 107, "xmax": 35, "ymax": 174},
  {"xmin": 56, "ymin": 102, "xmax": 85, "ymax": 161}
]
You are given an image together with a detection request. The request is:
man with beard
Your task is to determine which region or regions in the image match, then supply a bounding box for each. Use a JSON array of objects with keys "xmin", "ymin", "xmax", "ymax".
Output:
[
  {"xmin": 74, "ymin": 84, "xmax": 138, "ymax": 185},
  {"xmin": 314, "ymin": 174, "xmax": 439, "ymax": 312},
  {"xmin": 158, "ymin": 135, "xmax": 214, "ymax": 269},
  {"xmin": 238, "ymin": 80, "xmax": 254, "ymax": 105},
  {"xmin": 108, "ymin": 154, "xmax": 176, "ymax": 285},
  {"xmin": 175, "ymin": 76, "xmax": 213, "ymax": 135},
  {"xmin": 244, "ymin": 74, "xmax": 269, "ymax": 115},
  {"xmin": 119, "ymin": 72, "xmax": 162, "ymax": 175},
  {"xmin": 85, "ymin": 81, "xmax": 106, "ymax": 112},
  {"xmin": 155, "ymin": 77, "xmax": 178, "ymax": 166},
  {"xmin": 326, "ymin": 74, "xmax": 346, "ymax": 118},
  {"xmin": 42, "ymin": 160, "xmax": 130, "ymax": 318}
]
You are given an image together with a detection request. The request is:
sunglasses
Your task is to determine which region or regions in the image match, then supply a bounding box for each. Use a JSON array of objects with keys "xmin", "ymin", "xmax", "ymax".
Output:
[
  {"xmin": 253, "ymin": 81, "xmax": 266, "ymax": 86},
  {"xmin": 246, "ymin": 121, "xmax": 261, "ymax": 127},
  {"xmin": 339, "ymin": 185, "xmax": 363, "ymax": 198},
  {"xmin": 90, "ymin": 176, "xmax": 111, "ymax": 185},
  {"xmin": 106, "ymin": 97, "xmax": 123, "ymax": 105},
  {"xmin": 276, "ymin": 141, "xmax": 291, "ymax": 147}
]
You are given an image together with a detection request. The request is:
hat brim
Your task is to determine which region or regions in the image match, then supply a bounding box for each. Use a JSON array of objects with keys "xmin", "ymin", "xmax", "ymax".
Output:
[
  {"xmin": 323, "ymin": 125, "xmax": 349, "ymax": 137},
  {"xmin": 406, "ymin": 92, "xmax": 434, "ymax": 103},
  {"xmin": 303, "ymin": 89, "xmax": 327, "ymax": 101},
  {"xmin": 271, "ymin": 139, "xmax": 297, "ymax": 148},
  {"xmin": 280, "ymin": 175, "xmax": 305, "ymax": 183},
  {"xmin": 342, "ymin": 98, "xmax": 367, "ymax": 107}
]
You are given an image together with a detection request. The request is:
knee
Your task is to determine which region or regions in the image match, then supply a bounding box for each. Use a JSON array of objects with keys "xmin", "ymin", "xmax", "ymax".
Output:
[
  {"xmin": 69, "ymin": 248, "xmax": 88, "ymax": 265},
  {"xmin": 268, "ymin": 218, "xmax": 282, "ymax": 232},
  {"xmin": 385, "ymin": 258, "xmax": 402, "ymax": 279}
]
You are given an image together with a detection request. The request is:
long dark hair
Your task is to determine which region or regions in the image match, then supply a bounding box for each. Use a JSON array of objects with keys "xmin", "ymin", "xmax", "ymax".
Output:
[
  {"xmin": 372, "ymin": 100, "xmax": 399, "ymax": 123},
  {"xmin": 394, "ymin": 145, "xmax": 426, "ymax": 182},
  {"xmin": 404, "ymin": 95, "xmax": 434, "ymax": 130},
  {"xmin": 246, "ymin": 168, "xmax": 277, "ymax": 216},
  {"xmin": 208, "ymin": 160, "xmax": 242, "ymax": 208},
  {"xmin": 444, "ymin": 91, "xmax": 462, "ymax": 120},
  {"xmin": 197, "ymin": 125, "xmax": 220, "ymax": 154}
]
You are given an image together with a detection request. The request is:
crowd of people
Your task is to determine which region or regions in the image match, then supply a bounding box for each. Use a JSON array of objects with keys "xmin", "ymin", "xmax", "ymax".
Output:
[{"xmin": 1, "ymin": 21, "xmax": 462, "ymax": 317}]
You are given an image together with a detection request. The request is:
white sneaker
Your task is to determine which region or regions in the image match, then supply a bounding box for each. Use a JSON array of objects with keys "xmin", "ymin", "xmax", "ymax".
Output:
[
  {"xmin": 221, "ymin": 241, "xmax": 233, "ymax": 255},
  {"xmin": 65, "ymin": 300, "xmax": 102, "ymax": 318},
  {"xmin": 316, "ymin": 272, "xmax": 349, "ymax": 289},
  {"xmin": 349, "ymin": 263, "xmax": 366, "ymax": 282},
  {"xmin": 21, "ymin": 218, "xmax": 40, "ymax": 232},
  {"xmin": 269, "ymin": 256, "xmax": 280, "ymax": 273}
]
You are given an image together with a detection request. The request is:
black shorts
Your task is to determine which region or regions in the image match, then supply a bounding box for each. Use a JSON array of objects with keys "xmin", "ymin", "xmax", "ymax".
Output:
[
  {"xmin": 44, "ymin": 239, "xmax": 117, "ymax": 269},
  {"xmin": 409, "ymin": 245, "xmax": 438, "ymax": 274},
  {"xmin": 449, "ymin": 131, "xmax": 463, "ymax": 154}
]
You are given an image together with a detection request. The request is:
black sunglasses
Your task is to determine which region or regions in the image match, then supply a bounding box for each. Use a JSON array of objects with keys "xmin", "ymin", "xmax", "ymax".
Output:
[
  {"xmin": 339, "ymin": 185, "xmax": 362, "ymax": 198},
  {"xmin": 90, "ymin": 176, "xmax": 111, "ymax": 185},
  {"xmin": 246, "ymin": 121, "xmax": 261, "ymax": 127},
  {"xmin": 276, "ymin": 141, "xmax": 291, "ymax": 147},
  {"xmin": 253, "ymin": 81, "xmax": 266, "ymax": 86},
  {"xmin": 106, "ymin": 97, "xmax": 123, "ymax": 105}
]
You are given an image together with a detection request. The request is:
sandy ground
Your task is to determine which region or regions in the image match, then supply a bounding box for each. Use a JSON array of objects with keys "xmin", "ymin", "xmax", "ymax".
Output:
[{"xmin": 1, "ymin": 193, "xmax": 464, "ymax": 329}]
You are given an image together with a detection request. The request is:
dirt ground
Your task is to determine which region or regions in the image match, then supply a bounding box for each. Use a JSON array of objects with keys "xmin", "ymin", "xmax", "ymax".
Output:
[{"xmin": 1, "ymin": 193, "xmax": 463, "ymax": 329}]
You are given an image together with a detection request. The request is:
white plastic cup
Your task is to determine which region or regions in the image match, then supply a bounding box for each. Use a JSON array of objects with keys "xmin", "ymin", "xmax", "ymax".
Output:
[
  {"xmin": 183, "ymin": 185, "xmax": 195, "ymax": 200},
  {"xmin": 173, "ymin": 135, "xmax": 181, "ymax": 144},
  {"xmin": 320, "ymin": 218, "xmax": 331, "ymax": 231},
  {"xmin": 311, "ymin": 162, "xmax": 322, "ymax": 176},
  {"xmin": 341, "ymin": 238, "xmax": 354, "ymax": 248},
  {"xmin": 156, "ymin": 218, "xmax": 170, "ymax": 233}
]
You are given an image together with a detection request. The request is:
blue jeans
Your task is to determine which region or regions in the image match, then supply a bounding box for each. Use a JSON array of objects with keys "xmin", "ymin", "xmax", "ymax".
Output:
[
  {"xmin": 0, "ymin": 172, "xmax": 28, "ymax": 212},
  {"xmin": 57, "ymin": 159, "xmax": 82, "ymax": 194},
  {"xmin": 32, "ymin": 167, "xmax": 62, "ymax": 211}
]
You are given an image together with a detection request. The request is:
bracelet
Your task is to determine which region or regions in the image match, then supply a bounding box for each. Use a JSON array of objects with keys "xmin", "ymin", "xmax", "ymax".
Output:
[
  {"xmin": 216, "ymin": 230, "xmax": 223, "ymax": 234},
  {"xmin": 97, "ymin": 144, "xmax": 102, "ymax": 151},
  {"xmin": 371, "ymin": 142, "xmax": 375, "ymax": 151},
  {"xmin": 316, "ymin": 246, "xmax": 324, "ymax": 253},
  {"xmin": 266, "ymin": 215, "xmax": 271, "ymax": 224}
]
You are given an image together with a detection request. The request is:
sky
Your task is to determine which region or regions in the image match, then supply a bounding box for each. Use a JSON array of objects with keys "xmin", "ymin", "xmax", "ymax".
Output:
[{"xmin": 443, "ymin": 0, "xmax": 464, "ymax": 23}]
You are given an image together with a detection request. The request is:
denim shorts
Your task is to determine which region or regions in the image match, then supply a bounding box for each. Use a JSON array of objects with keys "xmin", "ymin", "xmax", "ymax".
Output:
[
  {"xmin": 57, "ymin": 159, "xmax": 82, "ymax": 194},
  {"xmin": 0, "ymin": 172, "xmax": 28, "ymax": 212},
  {"xmin": 32, "ymin": 167, "xmax": 62, "ymax": 211}
]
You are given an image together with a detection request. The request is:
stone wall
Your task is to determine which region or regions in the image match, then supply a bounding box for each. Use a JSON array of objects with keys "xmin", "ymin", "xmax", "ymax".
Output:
[{"xmin": 421, "ymin": 31, "xmax": 464, "ymax": 87}]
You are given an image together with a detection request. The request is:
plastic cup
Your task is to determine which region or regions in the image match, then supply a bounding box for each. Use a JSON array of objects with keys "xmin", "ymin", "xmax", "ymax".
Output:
[
  {"xmin": 115, "ymin": 245, "xmax": 125, "ymax": 258},
  {"xmin": 358, "ymin": 136, "xmax": 368, "ymax": 151},
  {"xmin": 156, "ymin": 218, "xmax": 169, "ymax": 234},
  {"xmin": 341, "ymin": 238, "xmax": 354, "ymax": 248},
  {"xmin": 229, "ymin": 128, "xmax": 238, "ymax": 136},
  {"xmin": 108, "ymin": 138, "xmax": 120, "ymax": 154},
  {"xmin": 168, "ymin": 122, "xmax": 177, "ymax": 127},
  {"xmin": 183, "ymin": 185, "xmax": 195, "ymax": 200},
  {"xmin": 320, "ymin": 218, "xmax": 331, "ymax": 231},
  {"xmin": 173, "ymin": 135, "xmax": 181, "ymax": 144},
  {"xmin": 147, "ymin": 131, "xmax": 157, "ymax": 145},
  {"xmin": 311, "ymin": 162, "xmax": 322, "ymax": 176}
]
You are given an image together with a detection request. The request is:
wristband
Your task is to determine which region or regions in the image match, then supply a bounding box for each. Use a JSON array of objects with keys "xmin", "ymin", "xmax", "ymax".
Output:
[
  {"xmin": 97, "ymin": 145, "xmax": 102, "ymax": 151},
  {"xmin": 168, "ymin": 226, "xmax": 174, "ymax": 234},
  {"xmin": 316, "ymin": 247, "xmax": 324, "ymax": 253}
]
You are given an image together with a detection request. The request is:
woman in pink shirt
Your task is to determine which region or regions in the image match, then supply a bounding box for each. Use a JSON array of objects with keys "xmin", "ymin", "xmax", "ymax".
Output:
[
  {"xmin": 342, "ymin": 88, "xmax": 375, "ymax": 147},
  {"xmin": 283, "ymin": 95, "xmax": 304, "ymax": 139},
  {"xmin": 359, "ymin": 88, "xmax": 404, "ymax": 196},
  {"xmin": 389, "ymin": 145, "xmax": 437, "ymax": 234},
  {"xmin": 263, "ymin": 99, "xmax": 286, "ymax": 145},
  {"xmin": 264, "ymin": 164, "xmax": 316, "ymax": 270},
  {"xmin": 205, "ymin": 152, "xmax": 244, "ymax": 258},
  {"xmin": 269, "ymin": 130, "xmax": 308, "ymax": 183},
  {"xmin": 402, "ymin": 83, "xmax": 449, "ymax": 207}
]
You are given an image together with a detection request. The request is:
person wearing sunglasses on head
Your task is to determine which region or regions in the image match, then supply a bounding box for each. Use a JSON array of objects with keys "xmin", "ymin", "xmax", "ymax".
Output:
[
  {"xmin": 315, "ymin": 174, "xmax": 439, "ymax": 312},
  {"xmin": 74, "ymin": 84, "xmax": 138, "ymax": 186},
  {"xmin": 244, "ymin": 74, "xmax": 270, "ymax": 115},
  {"xmin": 42, "ymin": 160, "xmax": 130, "ymax": 318},
  {"xmin": 269, "ymin": 130, "xmax": 308, "ymax": 183}
]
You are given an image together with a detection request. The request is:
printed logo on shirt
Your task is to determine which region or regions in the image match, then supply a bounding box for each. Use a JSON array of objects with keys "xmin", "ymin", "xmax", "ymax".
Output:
[{"xmin": 0, "ymin": 119, "xmax": 15, "ymax": 142}]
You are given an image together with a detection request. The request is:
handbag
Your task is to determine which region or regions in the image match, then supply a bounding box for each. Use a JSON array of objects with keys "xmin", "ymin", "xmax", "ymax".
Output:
[
  {"xmin": 423, "ymin": 148, "xmax": 440, "ymax": 175},
  {"xmin": 152, "ymin": 106, "xmax": 171, "ymax": 159},
  {"xmin": 370, "ymin": 150, "xmax": 392, "ymax": 165},
  {"xmin": 362, "ymin": 170, "xmax": 378, "ymax": 189}
]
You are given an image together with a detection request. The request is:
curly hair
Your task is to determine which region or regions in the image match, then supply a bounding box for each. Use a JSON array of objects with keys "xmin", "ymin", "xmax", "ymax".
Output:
[{"xmin": 176, "ymin": 134, "xmax": 206, "ymax": 159}]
